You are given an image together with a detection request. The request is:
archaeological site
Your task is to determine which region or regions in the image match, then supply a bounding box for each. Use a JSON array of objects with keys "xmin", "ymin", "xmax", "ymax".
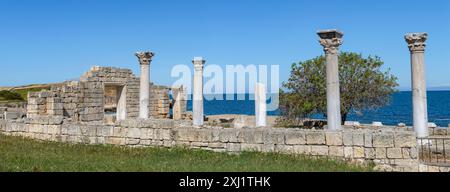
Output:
[{"xmin": 1, "ymin": 30, "xmax": 450, "ymax": 172}]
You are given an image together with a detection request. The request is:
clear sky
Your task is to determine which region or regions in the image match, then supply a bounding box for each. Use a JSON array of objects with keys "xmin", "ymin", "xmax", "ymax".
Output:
[{"xmin": 0, "ymin": 0, "xmax": 449, "ymax": 91}]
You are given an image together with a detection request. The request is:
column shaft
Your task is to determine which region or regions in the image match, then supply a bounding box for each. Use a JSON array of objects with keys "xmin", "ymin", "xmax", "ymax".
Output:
[
  {"xmin": 405, "ymin": 33, "xmax": 429, "ymax": 138},
  {"xmin": 326, "ymin": 53, "xmax": 342, "ymax": 130},
  {"xmin": 255, "ymin": 83, "xmax": 267, "ymax": 127}
]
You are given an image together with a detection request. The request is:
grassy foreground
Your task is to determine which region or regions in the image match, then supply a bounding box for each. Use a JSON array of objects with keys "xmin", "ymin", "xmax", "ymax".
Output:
[{"xmin": 0, "ymin": 134, "xmax": 373, "ymax": 172}]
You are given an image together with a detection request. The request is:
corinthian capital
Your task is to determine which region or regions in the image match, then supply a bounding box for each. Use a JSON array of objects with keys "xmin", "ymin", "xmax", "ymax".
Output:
[
  {"xmin": 135, "ymin": 51, "xmax": 155, "ymax": 65},
  {"xmin": 405, "ymin": 33, "xmax": 428, "ymax": 52},
  {"xmin": 192, "ymin": 57, "xmax": 205, "ymax": 71},
  {"xmin": 317, "ymin": 29, "xmax": 344, "ymax": 54}
]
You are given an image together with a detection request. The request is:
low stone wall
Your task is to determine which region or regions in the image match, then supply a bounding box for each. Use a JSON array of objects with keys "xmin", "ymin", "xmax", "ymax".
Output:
[{"xmin": 0, "ymin": 117, "xmax": 425, "ymax": 171}]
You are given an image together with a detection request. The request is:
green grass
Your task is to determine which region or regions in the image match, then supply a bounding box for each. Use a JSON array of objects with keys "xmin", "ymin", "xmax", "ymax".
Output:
[{"xmin": 0, "ymin": 134, "xmax": 374, "ymax": 172}]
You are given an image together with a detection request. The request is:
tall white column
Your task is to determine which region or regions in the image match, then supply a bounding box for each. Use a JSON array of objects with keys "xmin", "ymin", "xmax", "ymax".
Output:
[
  {"xmin": 317, "ymin": 29, "xmax": 343, "ymax": 130},
  {"xmin": 192, "ymin": 57, "xmax": 205, "ymax": 126},
  {"xmin": 135, "ymin": 51, "xmax": 154, "ymax": 119},
  {"xmin": 255, "ymin": 83, "xmax": 267, "ymax": 127},
  {"xmin": 405, "ymin": 33, "xmax": 429, "ymax": 138}
]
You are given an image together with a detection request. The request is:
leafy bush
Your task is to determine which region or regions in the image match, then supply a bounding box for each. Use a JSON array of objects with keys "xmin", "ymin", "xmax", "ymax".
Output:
[{"xmin": 0, "ymin": 90, "xmax": 24, "ymax": 101}]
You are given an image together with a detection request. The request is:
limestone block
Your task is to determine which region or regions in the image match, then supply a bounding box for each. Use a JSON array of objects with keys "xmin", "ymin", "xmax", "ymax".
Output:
[
  {"xmin": 305, "ymin": 131, "xmax": 325, "ymax": 145},
  {"xmin": 398, "ymin": 123, "xmax": 406, "ymax": 127},
  {"xmin": 113, "ymin": 126, "xmax": 127, "ymax": 137},
  {"xmin": 275, "ymin": 145, "xmax": 293, "ymax": 154},
  {"xmin": 291, "ymin": 145, "xmax": 308, "ymax": 154},
  {"xmin": 262, "ymin": 144, "xmax": 275, "ymax": 152},
  {"xmin": 375, "ymin": 148, "xmax": 387, "ymax": 159},
  {"xmin": 126, "ymin": 138, "xmax": 140, "ymax": 145},
  {"xmin": 67, "ymin": 125, "xmax": 80, "ymax": 135},
  {"xmin": 226, "ymin": 143, "xmax": 241, "ymax": 152},
  {"xmin": 386, "ymin": 148, "xmax": 402, "ymax": 159},
  {"xmin": 106, "ymin": 137, "xmax": 125, "ymax": 145},
  {"xmin": 394, "ymin": 132, "xmax": 416, "ymax": 147},
  {"xmin": 263, "ymin": 131, "xmax": 285, "ymax": 144},
  {"xmin": 352, "ymin": 132, "xmax": 364, "ymax": 146},
  {"xmin": 364, "ymin": 148, "xmax": 376, "ymax": 159},
  {"xmin": 241, "ymin": 143, "xmax": 262, "ymax": 151},
  {"xmin": 97, "ymin": 126, "xmax": 113, "ymax": 137},
  {"xmin": 4, "ymin": 112, "xmax": 20, "ymax": 120},
  {"xmin": 219, "ymin": 129, "xmax": 239, "ymax": 143},
  {"xmin": 310, "ymin": 146, "xmax": 328, "ymax": 156},
  {"xmin": 344, "ymin": 147, "xmax": 353, "ymax": 158},
  {"xmin": 127, "ymin": 127, "xmax": 141, "ymax": 138},
  {"xmin": 154, "ymin": 129, "xmax": 172, "ymax": 140},
  {"xmin": 208, "ymin": 142, "xmax": 226, "ymax": 149},
  {"xmin": 328, "ymin": 146, "xmax": 344, "ymax": 157},
  {"xmin": 239, "ymin": 129, "xmax": 263, "ymax": 144},
  {"xmin": 285, "ymin": 131, "xmax": 306, "ymax": 145},
  {"xmin": 342, "ymin": 131, "xmax": 353, "ymax": 146},
  {"xmin": 353, "ymin": 147, "xmax": 365, "ymax": 158},
  {"xmin": 364, "ymin": 132, "xmax": 373, "ymax": 147},
  {"xmin": 198, "ymin": 129, "xmax": 213, "ymax": 142},
  {"xmin": 372, "ymin": 132, "xmax": 394, "ymax": 147},
  {"xmin": 325, "ymin": 131, "xmax": 342, "ymax": 146}
]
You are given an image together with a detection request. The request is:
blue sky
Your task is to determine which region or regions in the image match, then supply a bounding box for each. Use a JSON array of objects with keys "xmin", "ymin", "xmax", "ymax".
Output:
[{"xmin": 0, "ymin": 0, "xmax": 449, "ymax": 91}]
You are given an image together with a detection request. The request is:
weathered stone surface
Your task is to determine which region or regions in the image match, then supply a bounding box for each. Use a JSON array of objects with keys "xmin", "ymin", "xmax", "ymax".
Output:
[
  {"xmin": 387, "ymin": 148, "xmax": 403, "ymax": 159},
  {"xmin": 285, "ymin": 131, "xmax": 306, "ymax": 145},
  {"xmin": 310, "ymin": 146, "xmax": 328, "ymax": 156},
  {"xmin": 364, "ymin": 148, "xmax": 376, "ymax": 159},
  {"xmin": 306, "ymin": 131, "xmax": 325, "ymax": 145},
  {"xmin": 239, "ymin": 129, "xmax": 263, "ymax": 144},
  {"xmin": 375, "ymin": 148, "xmax": 387, "ymax": 159},
  {"xmin": 364, "ymin": 132, "xmax": 373, "ymax": 147},
  {"xmin": 219, "ymin": 129, "xmax": 239, "ymax": 142},
  {"xmin": 372, "ymin": 132, "xmax": 394, "ymax": 147},
  {"xmin": 344, "ymin": 147, "xmax": 353, "ymax": 158},
  {"xmin": 328, "ymin": 146, "xmax": 344, "ymax": 157},
  {"xmin": 394, "ymin": 132, "xmax": 416, "ymax": 147},
  {"xmin": 342, "ymin": 131, "xmax": 353, "ymax": 146},
  {"xmin": 264, "ymin": 131, "xmax": 285, "ymax": 144},
  {"xmin": 353, "ymin": 147, "xmax": 365, "ymax": 158},
  {"xmin": 352, "ymin": 132, "xmax": 364, "ymax": 146},
  {"xmin": 293, "ymin": 145, "xmax": 310, "ymax": 154},
  {"xmin": 325, "ymin": 131, "xmax": 342, "ymax": 146}
]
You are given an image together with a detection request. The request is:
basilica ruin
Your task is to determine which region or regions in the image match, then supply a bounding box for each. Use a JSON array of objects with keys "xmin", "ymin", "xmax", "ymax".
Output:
[{"xmin": 1, "ymin": 30, "xmax": 450, "ymax": 172}]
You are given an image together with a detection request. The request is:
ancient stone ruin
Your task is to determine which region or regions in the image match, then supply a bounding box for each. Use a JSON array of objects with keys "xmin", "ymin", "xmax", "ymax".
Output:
[{"xmin": 25, "ymin": 66, "xmax": 180, "ymax": 124}]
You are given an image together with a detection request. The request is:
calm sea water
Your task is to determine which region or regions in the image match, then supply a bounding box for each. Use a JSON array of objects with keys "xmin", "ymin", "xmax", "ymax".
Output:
[{"xmin": 186, "ymin": 91, "xmax": 450, "ymax": 127}]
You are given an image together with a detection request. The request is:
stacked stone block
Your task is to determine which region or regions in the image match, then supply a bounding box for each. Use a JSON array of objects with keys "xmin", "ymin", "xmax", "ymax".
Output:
[{"xmin": 149, "ymin": 84, "xmax": 170, "ymax": 119}]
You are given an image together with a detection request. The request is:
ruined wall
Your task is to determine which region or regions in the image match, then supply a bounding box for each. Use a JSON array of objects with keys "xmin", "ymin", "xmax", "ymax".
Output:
[
  {"xmin": 149, "ymin": 84, "xmax": 170, "ymax": 119},
  {"xmin": 79, "ymin": 66, "xmax": 140, "ymax": 121},
  {"xmin": 26, "ymin": 66, "xmax": 172, "ymax": 122},
  {"xmin": 0, "ymin": 117, "xmax": 432, "ymax": 172}
]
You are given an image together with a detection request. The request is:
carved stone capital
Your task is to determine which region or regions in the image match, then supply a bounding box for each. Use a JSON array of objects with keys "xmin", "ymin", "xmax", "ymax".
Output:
[
  {"xmin": 405, "ymin": 33, "xmax": 427, "ymax": 52},
  {"xmin": 135, "ymin": 51, "xmax": 155, "ymax": 65},
  {"xmin": 317, "ymin": 29, "xmax": 344, "ymax": 54},
  {"xmin": 192, "ymin": 57, "xmax": 205, "ymax": 71}
]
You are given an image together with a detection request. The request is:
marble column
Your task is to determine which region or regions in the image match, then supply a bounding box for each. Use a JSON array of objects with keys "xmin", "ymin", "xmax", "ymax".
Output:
[
  {"xmin": 317, "ymin": 29, "xmax": 343, "ymax": 130},
  {"xmin": 405, "ymin": 33, "xmax": 429, "ymax": 138},
  {"xmin": 192, "ymin": 57, "xmax": 205, "ymax": 126},
  {"xmin": 255, "ymin": 83, "xmax": 267, "ymax": 127},
  {"xmin": 135, "ymin": 51, "xmax": 154, "ymax": 119}
]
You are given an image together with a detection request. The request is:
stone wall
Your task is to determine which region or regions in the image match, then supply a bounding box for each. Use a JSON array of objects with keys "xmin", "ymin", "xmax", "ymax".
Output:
[
  {"xmin": 0, "ymin": 117, "xmax": 427, "ymax": 172},
  {"xmin": 25, "ymin": 66, "xmax": 172, "ymax": 122},
  {"xmin": 149, "ymin": 84, "xmax": 170, "ymax": 119}
]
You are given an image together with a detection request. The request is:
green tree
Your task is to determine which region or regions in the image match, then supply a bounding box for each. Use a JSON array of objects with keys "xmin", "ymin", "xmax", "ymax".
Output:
[{"xmin": 280, "ymin": 52, "xmax": 398, "ymax": 124}]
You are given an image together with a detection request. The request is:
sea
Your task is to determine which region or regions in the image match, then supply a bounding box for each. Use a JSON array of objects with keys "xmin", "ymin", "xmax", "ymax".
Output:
[{"xmin": 185, "ymin": 91, "xmax": 450, "ymax": 127}]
